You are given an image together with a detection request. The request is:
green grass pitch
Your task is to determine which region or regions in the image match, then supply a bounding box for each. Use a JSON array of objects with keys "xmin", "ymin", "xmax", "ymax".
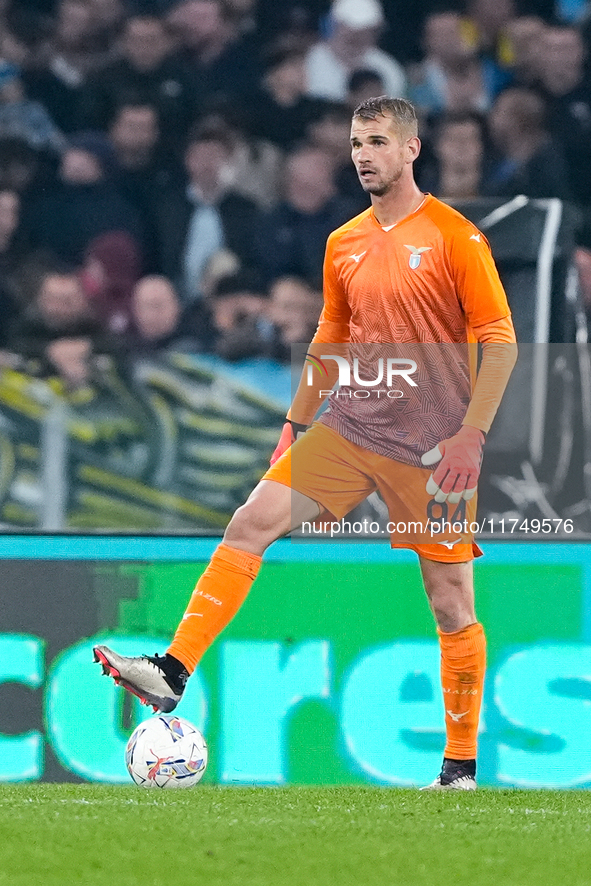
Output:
[{"xmin": 2, "ymin": 785, "xmax": 591, "ymax": 886}]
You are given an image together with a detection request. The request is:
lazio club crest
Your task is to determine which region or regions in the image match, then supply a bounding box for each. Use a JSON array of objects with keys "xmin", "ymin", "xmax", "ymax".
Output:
[{"xmin": 405, "ymin": 245, "xmax": 432, "ymax": 269}]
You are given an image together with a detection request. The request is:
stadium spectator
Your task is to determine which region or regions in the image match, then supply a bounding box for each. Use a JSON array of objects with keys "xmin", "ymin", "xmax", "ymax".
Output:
[
  {"xmin": 255, "ymin": 145, "xmax": 358, "ymax": 287},
  {"xmin": 88, "ymin": 0, "xmax": 126, "ymax": 48},
  {"xmin": 306, "ymin": 100, "xmax": 369, "ymax": 212},
  {"xmin": 223, "ymin": 0, "xmax": 259, "ymax": 41},
  {"xmin": 504, "ymin": 16, "xmax": 546, "ymax": 89},
  {"xmin": 266, "ymin": 275, "xmax": 322, "ymax": 362},
  {"xmin": 165, "ymin": 0, "xmax": 261, "ymax": 106},
  {"xmin": 198, "ymin": 247, "xmax": 241, "ymax": 300},
  {"xmin": 346, "ymin": 68, "xmax": 385, "ymax": 113},
  {"xmin": 409, "ymin": 11, "xmax": 494, "ymax": 120},
  {"xmin": 538, "ymin": 25, "xmax": 591, "ymax": 206},
  {"xmin": 109, "ymin": 99, "xmax": 180, "ymax": 261},
  {"xmin": 246, "ymin": 39, "xmax": 319, "ymax": 151},
  {"xmin": 127, "ymin": 274, "xmax": 204, "ymax": 355},
  {"xmin": 254, "ymin": 0, "xmax": 323, "ymax": 51},
  {"xmin": 50, "ymin": 0, "xmax": 116, "ymax": 74},
  {"xmin": 484, "ymin": 87, "xmax": 572, "ymax": 200},
  {"xmin": 376, "ymin": 0, "xmax": 424, "ymax": 65},
  {"xmin": 208, "ymin": 268, "xmax": 269, "ymax": 361},
  {"xmin": 0, "ymin": 3, "xmax": 83, "ymax": 133},
  {"xmin": 198, "ymin": 107, "xmax": 283, "ymax": 210},
  {"xmin": 0, "ymin": 187, "xmax": 28, "ymax": 344},
  {"xmin": 0, "ymin": 136, "xmax": 51, "ymax": 197},
  {"xmin": 23, "ymin": 131, "xmax": 145, "ymax": 264},
  {"xmin": 0, "ymin": 187, "xmax": 25, "ymax": 278},
  {"xmin": 41, "ymin": 0, "xmax": 116, "ymax": 124},
  {"xmin": 305, "ymin": 0, "xmax": 406, "ymax": 101},
  {"xmin": 79, "ymin": 13, "xmax": 195, "ymax": 147},
  {"xmin": 463, "ymin": 0, "xmax": 516, "ymax": 94},
  {"xmin": 306, "ymin": 100, "xmax": 351, "ymax": 166},
  {"xmin": 154, "ymin": 122, "xmax": 261, "ymax": 302},
  {"xmin": 7, "ymin": 263, "xmax": 114, "ymax": 388},
  {"xmin": 109, "ymin": 101, "xmax": 161, "ymax": 173},
  {"xmin": 0, "ymin": 4, "xmax": 49, "ymax": 72},
  {"xmin": 0, "ymin": 60, "xmax": 65, "ymax": 153},
  {"xmin": 80, "ymin": 230, "xmax": 142, "ymax": 334},
  {"xmin": 420, "ymin": 113, "xmax": 487, "ymax": 202},
  {"xmin": 220, "ymin": 0, "xmax": 264, "ymax": 66},
  {"xmin": 81, "ymin": 13, "xmax": 193, "ymax": 138}
]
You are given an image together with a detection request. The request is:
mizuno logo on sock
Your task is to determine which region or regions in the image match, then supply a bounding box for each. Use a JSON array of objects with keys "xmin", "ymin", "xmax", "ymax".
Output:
[{"xmin": 446, "ymin": 709, "xmax": 469, "ymax": 721}]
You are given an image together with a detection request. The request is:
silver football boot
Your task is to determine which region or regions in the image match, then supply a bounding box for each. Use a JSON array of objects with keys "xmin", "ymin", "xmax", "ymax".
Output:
[{"xmin": 93, "ymin": 645, "xmax": 186, "ymax": 713}]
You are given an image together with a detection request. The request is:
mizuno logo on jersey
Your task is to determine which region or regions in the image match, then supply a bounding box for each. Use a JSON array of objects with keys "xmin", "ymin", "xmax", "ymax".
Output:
[
  {"xmin": 470, "ymin": 233, "xmax": 481, "ymax": 242},
  {"xmin": 350, "ymin": 251, "xmax": 367, "ymax": 263},
  {"xmin": 404, "ymin": 245, "xmax": 432, "ymax": 269}
]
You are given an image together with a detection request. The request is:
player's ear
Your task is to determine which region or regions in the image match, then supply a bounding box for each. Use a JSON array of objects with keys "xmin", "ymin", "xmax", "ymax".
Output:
[{"xmin": 406, "ymin": 136, "xmax": 421, "ymax": 163}]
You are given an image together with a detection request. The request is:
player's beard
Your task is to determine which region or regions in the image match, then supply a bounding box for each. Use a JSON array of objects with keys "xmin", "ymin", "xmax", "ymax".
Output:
[{"xmin": 359, "ymin": 163, "xmax": 404, "ymax": 197}]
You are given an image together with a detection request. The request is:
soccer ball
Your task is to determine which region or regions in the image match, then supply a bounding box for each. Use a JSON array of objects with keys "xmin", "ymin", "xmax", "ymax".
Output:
[{"xmin": 125, "ymin": 715, "xmax": 208, "ymax": 788}]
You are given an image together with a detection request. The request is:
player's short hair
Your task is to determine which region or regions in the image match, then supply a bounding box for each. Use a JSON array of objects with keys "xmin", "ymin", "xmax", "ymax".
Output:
[{"xmin": 353, "ymin": 96, "xmax": 418, "ymax": 139}]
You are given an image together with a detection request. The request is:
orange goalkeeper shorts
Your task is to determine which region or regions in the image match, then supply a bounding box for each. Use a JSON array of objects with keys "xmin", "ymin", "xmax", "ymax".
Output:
[{"xmin": 263, "ymin": 422, "xmax": 482, "ymax": 564}]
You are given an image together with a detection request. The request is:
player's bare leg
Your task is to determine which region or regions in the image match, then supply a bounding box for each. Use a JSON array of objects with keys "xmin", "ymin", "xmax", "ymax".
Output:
[
  {"xmin": 224, "ymin": 480, "xmax": 321, "ymax": 556},
  {"xmin": 420, "ymin": 559, "xmax": 476, "ymax": 633},
  {"xmin": 419, "ymin": 557, "xmax": 485, "ymax": 790},
  {"xmin": 94, "ymin": 480, "xmax": 320, "ymax": 711}
]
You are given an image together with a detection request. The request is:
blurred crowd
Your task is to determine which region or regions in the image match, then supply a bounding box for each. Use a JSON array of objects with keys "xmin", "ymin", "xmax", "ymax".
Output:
[{"xmin": 1, "ymin": 0, "xmax": 591, "ymax": 390}]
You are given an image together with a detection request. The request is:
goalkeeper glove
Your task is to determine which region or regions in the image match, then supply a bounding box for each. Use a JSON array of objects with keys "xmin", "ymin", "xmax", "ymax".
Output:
[
  {"xmin": 421, "ymin": 425, "xmax": 485, "ymax": 503},
  {"xmin": 270, "ymin": 420, "xmax": 308, "ymax": 465}
]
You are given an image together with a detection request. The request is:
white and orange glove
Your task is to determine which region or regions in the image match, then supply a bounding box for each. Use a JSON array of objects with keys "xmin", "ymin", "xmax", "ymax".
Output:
[
  {"xmin": 270, "ymin": 420, "xmax": 308, "ymax": 465},
  {"xmin": 421, "ymin": 425, "xmax": 485, "ymax": 503}
]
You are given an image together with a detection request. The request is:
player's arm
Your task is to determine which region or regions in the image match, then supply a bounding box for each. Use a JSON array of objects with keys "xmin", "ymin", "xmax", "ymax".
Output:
[
  {"xmin": 451, "ymin": 227, "xmax": 518, "ymax": 433},
  {"xmin": 421, "ymin": 229, "xmax": 518, "ymax": 502},
  {"xmin": 270, "ymin": 235, "xmax": 351, "ymax": 465},
  {"xmin": 462, "ymin": 315, "xmax": 518, "ymax": 433}
]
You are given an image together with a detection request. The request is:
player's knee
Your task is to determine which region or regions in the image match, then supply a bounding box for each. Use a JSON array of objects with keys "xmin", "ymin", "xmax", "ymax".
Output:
[
  {"xmin": 225, "ymin": 503, "xmax": 257, "ymax": 544},
  {"xmin": 430, "ymin": 591, "xmax": 476, "ymax": 632},
  {"xmin": 224, "ymin": 499, "xmax": 282, "ymax": 552}
]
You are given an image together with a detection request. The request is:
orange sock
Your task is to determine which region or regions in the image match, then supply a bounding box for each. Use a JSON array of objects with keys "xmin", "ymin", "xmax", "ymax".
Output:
[
  {"xmin": 167, "ymin": 543, "xmax": 261, "ymax": 673},
  {"xmin": 438, "ymin": 622, "xmax": 486, "ymax": 760}
]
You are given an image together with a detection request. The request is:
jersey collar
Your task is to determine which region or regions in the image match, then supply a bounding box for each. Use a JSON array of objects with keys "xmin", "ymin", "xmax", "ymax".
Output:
[{"xmin": 370, "ymin": 193, "xmax": 431, "ymax": 232}]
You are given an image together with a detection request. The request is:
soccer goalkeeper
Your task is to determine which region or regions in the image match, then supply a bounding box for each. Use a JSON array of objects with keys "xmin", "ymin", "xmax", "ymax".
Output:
[{"xmin": 95, "ymin": 97, "xmax": 517, "ymax": 790}]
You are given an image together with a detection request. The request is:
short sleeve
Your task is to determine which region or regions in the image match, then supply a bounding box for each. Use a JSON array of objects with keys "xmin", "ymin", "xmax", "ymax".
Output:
[
  {"xmin": 448, "ymin": 226, "xmax": 511, "ymax": 330},
  {"xmin": 313, "ymin": 232, "xmax": 352, "ymax": 344}
]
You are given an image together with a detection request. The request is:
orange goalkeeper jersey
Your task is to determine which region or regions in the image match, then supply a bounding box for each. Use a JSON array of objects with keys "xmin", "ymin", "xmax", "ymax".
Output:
[{"xmin": 311, "ymin": 194, "xmax": 514, "ymax": 465}]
